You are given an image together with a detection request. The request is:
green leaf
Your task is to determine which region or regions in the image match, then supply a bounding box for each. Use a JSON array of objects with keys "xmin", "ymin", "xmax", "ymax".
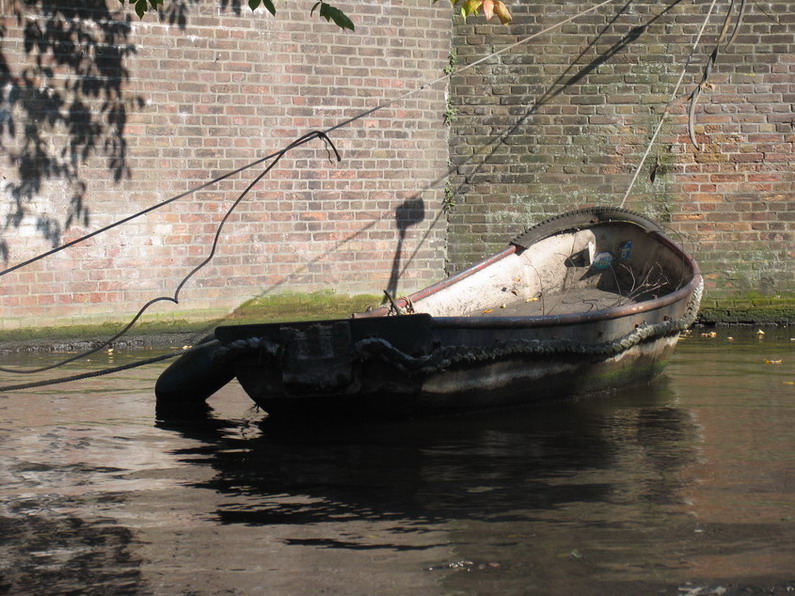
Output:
[
  {"xmin": 261, "ymin": 0, "xmax": 276, "ymax": 15},
  {"xmin": 315, "ymin": 2, "xmax": 355, "ymax": 31},
  {"xmin": 461, "ymin": 0, "xmax": 483, "ymax": 17},
  {"xmin": 134, "ymin": 0, "xmax": 147, "ymax": 17},
  {"xmin": 248, "ymin": 0, "xmax": 260, "ymax": 10}
]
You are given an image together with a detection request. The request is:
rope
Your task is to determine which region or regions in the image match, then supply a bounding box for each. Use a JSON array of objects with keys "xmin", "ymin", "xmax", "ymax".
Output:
[
  {"xmin": 0, "ymin": 0, "xmax": 624, "ymax": 382},
  {"xmin": 687, "ymin": 0, "xmax": 746, "ymax": 150},
  {"xmin": 619, "ymin": 0, "xmax": 721, "ymax": 208},
  {"xmin": 0, "ymin": 340, "xmax": 219, "ymax": 393},
  {"xmin": 0, "ymin": 131, "xmax": 340, "ymax": 375}
]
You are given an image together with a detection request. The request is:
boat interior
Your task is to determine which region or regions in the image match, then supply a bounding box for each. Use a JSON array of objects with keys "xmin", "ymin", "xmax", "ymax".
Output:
[{"xmin": 409, "ymin": 223, "xmax": 693, "ymax": 318}]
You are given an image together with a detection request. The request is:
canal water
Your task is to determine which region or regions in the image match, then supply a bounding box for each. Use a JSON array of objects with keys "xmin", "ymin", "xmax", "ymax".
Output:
[{"xmin": 0, "ymin": 328, "xmax": 793, "ymax": 595}]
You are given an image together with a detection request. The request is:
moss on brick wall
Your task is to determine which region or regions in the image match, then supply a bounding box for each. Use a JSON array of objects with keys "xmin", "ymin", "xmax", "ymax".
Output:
[
  {"xmin": 698, "ymin": 294, "xmax": 795, "ymax": 326},
  {"xmin": 0, "ymin": 291, "xmax": 382, "ymax": 347},
  {"xmin": 446, "ymin": 0, "xmax": 794, "ymax": 311},
  {"xmin": 0, "ymin": 2, "xmax": 452, "ymax": 330}
]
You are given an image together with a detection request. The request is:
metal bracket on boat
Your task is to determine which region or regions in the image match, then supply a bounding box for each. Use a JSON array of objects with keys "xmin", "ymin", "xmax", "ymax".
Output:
[
  {"xmin": 383, "ymin": 290, "xmax": 415, "ymax": 315},
  {"xmin": 280, "ymin": 321, "xmax": 354, "ymax": 394}
]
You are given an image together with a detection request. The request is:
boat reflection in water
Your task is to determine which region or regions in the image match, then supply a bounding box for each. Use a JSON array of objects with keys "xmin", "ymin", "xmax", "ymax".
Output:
[
  {"xmin": 2, "ymin": 330, "xmax": 794, "ymax": 594},
  {"xmin": 157, "ymin": 378, "xmax": 709, "ymax": 594}
]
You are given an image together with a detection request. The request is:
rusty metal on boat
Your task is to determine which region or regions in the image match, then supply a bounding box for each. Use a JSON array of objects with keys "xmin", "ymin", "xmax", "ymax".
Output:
[{"xmin": 156, "ymin": 207, "xmax": 702, "ymax": 419}]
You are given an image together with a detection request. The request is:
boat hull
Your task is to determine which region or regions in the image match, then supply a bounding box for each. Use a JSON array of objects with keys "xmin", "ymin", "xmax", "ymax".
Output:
[
  {"xmin": 159, "ymin": 207, "xmax": 703, "ymax": 420},
  {"xmin": 227, "ymin": 332, "xmax": 681, "ymax": 418},
  {"xmin": 216, "ymin": 270, "xmax": 700, "ymax": 418}
]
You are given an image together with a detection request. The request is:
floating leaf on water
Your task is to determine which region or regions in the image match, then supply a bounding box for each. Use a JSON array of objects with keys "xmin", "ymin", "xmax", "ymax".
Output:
[
  {"xmin": 757, "ymin": 329, "xmax": 766, "ymax": 336},
  {"xmin": 700, "ymin": 331, "xmax": 718, "ymax": 338},
  {"xmin": 764, "ymin": 359, "xmax": 783, "ymax": 365},
  {"xmin": 466, "ymin": 486, "xmax": 495, "ymax": 494}
]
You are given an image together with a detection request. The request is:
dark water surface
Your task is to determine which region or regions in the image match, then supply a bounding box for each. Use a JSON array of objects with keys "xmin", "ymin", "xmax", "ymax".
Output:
[{"xmin": 1, "ymin": 329, "xmax": 793, "ymax": 595}]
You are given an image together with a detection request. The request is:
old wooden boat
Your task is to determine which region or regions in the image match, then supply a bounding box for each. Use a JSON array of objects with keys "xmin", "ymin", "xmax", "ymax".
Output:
[{"xmin": 156, "ymin": 207, "xmax": 702, "ymax": 419}]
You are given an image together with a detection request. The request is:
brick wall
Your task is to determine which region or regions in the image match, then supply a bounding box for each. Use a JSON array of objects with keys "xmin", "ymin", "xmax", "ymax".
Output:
[
  {"xmin": 3, "ymin": 0, "xmax": 793, "ymax": 331},
  {"xmin": 0, "ymin": 1, "xmax": 452, "ymax": 328},
  {"xmin": 448, "ymin": 0, "xmax": 794, "ymax": 303}
]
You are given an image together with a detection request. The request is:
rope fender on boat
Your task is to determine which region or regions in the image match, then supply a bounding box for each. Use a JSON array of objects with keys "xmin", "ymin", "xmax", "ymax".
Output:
[
  {"xmin": 213, "ymin": 337, "xmax": 281, "ymax": 364},
  {"xmin": 213, "ymin": 278, "xmax": 703, "ymax": 375},
  {"xmin": 358, "ymin": 281, "xmax": 702, "ymax": 373}
]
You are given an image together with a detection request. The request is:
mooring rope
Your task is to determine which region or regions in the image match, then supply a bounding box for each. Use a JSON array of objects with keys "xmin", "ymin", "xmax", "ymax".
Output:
[
  {"xmin": 0, "ymin": 131, "xmax": 340, "ymax": 376},
  {"xmin": 1, "ymin": 0, "xmax": 627, "ymax": 384},
  {"xmin": 686, "ymin": 0, "xmax": 746, "ymax": 150},
  {"xmin": 619, "ymin": 0, "xmax": 721, "ymax": 208},
  {"xmin": 0, "ymin": 340, "xmax": 219, "ymax": 393}
]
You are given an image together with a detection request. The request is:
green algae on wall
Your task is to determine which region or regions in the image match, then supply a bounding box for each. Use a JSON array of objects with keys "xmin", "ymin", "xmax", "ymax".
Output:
[
  {"xmin": 697, "ymin": 294, "xmax": 795, "ymax": 326},
  {"xmin": 228, "ymin": 291, "xmax": 382, "ymax": 323},
  {"xmin": 0, "ymin": 291, "xmax": 383, "ymax": 348}
]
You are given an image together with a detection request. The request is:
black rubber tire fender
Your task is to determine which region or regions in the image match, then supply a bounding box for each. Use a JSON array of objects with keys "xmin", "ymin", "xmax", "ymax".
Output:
[
  {"xmin": 510, "ymin": 206, "xmax": 663, "ymax": 249},
  {"xmin": 154, "ymin": 334, "xmax": 234, "ymax": 406}
]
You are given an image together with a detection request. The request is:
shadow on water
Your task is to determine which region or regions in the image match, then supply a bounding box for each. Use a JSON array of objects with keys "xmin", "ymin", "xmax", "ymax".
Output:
[
  {"xmin": 157, "ymin": 378, "xmax": 698, "ymax": 532},
  {"xmin": 0, "ymin": 508, "xmax": 143, "ymax": 595},
  {"xmin": 3, "ymin": 333, "xmax": 794, "ymax": 594}
]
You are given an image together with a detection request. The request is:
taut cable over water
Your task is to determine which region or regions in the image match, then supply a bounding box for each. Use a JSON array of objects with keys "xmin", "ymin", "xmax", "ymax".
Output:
[
  {"xmin": 620, "ymin": 0, "xmax": 746, "ymax": 207},
  {"xmin": 0, "ymin": 0, "xmax": 738, "ymax": 391}
]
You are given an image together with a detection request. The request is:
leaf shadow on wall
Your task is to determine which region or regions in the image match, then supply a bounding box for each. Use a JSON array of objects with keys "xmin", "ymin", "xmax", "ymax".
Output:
[
  {"xmin": 0, "ymin": 0, "xmax": 144, "ymax": 260},
  {"xmin": 157, "ymin": 0, "xmax": 244, "ymax": 29}
]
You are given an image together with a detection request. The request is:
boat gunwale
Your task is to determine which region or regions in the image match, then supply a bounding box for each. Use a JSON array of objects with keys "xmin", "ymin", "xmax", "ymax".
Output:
[{"xmin": 365, "ymin": 229, "xmax": 701, "ymax": 329}]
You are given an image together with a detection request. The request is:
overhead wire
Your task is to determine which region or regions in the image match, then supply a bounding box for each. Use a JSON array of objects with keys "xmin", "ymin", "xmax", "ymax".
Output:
[
  {"xmin": 0, "ymin": 131, "xmax": 340, "ymax": 375},
  {"xmin": 619, "ymin": 0, "xmax": 722, "ymax": 207},
  {"xmin": 7, "ymin": 0, "xmax": 705, "ymax": 386}
]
